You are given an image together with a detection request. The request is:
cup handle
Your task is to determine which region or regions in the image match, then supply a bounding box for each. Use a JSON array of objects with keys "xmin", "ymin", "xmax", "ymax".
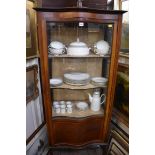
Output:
[
  {"xmin": 62, "ymin": 47, "xmax": 66, "ymax": 54},
  {"xmin": 101, "ymin": 94, "xmax": 106, "ymax": 104},
  {"xmin": 88, "ymin": 47, "xmax": 91, "ymax": 51},
  {"xmin": 48, "ymin": 45, "xmax": 51, "ymax": 49},
  {"xmin": 94, "ymin": 48, "xmax": 100, "ymax": 55}
]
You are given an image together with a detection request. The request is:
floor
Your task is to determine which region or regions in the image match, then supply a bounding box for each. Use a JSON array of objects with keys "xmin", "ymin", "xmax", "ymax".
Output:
[{"xmin": 47, "ymin": 146, "xmax": 107, "ymax": 155}]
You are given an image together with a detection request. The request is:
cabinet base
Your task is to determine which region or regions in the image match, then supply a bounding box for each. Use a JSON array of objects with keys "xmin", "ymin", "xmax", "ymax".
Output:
[{"xmin": 46, "ymin": 143, "xmax": 108, "ymax": 155}]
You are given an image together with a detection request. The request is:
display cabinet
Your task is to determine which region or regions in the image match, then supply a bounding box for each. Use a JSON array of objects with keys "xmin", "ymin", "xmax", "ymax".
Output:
[{"xmin": 35, "ymin": 7, "xmax": 126, "ymax": 148}]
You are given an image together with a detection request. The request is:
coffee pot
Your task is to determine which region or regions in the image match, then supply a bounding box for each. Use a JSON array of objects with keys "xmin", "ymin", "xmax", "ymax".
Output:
[{"xmin": 88, "ymin": 90, "xmax": 106, "ymax": 112}]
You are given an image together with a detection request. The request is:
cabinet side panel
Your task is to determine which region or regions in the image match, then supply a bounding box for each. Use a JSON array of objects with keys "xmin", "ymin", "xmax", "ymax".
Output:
[
  {"xmin": 37, "ymin": 13, "xmax": 54, "ymax": 145},
  {"xmin": 103, "ymin": 15, "xmax": 123, "ymax": 141}
]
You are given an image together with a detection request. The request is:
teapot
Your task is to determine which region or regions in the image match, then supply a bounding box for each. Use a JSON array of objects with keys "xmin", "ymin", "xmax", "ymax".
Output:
[{"xmin": 88, "ymin": 90, "xmax": 106, "ymax": 112}]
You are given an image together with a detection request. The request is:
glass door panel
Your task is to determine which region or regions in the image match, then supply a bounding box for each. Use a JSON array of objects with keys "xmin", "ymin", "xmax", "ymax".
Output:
[{"xmin": 46, "ymin": 21, "xmax": 114, "ymax": 118}]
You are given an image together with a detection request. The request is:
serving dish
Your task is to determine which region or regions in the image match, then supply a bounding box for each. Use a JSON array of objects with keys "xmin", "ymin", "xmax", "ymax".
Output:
[
  {"xmin": 67, "ymin": 38, "xmax": 90, "ymax": 56},
  {"xmin": 94, "ymin": 40, "xmax": 110, "ymax": 56},
  {"xmin": 76, "ymin": 102, "xmax": 88, "ymax": 111},
  {"xmin": 91, "ymin": 77, "xmax": 108, "ymax": 86},
  {"xmin": 48, "ymin": 41, "xmax": 66, "ymax": 55},
  {"xmin": 50, "ymin": 78, "xmax": 63, "ymax": 87}
]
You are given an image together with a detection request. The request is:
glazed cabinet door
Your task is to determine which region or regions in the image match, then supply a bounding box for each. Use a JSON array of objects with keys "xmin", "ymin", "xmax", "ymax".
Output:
[
  {"xmin": 37, "ymin": 11, "xmax": 123, "ymax": 146},
  {"xmin": 46, "ymin": 21, "xmax": 114, "ymax": 116}
]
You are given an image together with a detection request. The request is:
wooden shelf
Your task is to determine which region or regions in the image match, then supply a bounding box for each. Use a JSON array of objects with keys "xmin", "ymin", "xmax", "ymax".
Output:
[
  {"xmin": 50, "ymin": 83, "xmax": 107, "ymax": 90},
  {"xmin": 48, "ymin": 53, "xmax": 110, "ymax": 58},
  {"xmin": 52, "ymin": 106, "xmax": 104, "ymax": 118}
]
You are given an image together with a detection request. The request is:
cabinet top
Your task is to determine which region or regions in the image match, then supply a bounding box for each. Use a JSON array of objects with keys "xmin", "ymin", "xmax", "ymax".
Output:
[{"xmin": 34, "ymin": 7, "xmax": 127, "ymax": 14}]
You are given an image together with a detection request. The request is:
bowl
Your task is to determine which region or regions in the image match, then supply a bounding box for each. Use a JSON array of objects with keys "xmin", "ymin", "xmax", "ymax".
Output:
[
  {"xmin": 76, "ymin": 102, "xmax": 88, "ymax": 111},
  {"xmin": 50, "ymin": 78, "xmax": 63, "ymax": 87}
]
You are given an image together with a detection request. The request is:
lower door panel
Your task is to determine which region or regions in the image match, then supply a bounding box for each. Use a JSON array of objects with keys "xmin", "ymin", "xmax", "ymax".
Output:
[{"xmin": 52, "ymin": 116, "xmax": 104, "ymax": 146}]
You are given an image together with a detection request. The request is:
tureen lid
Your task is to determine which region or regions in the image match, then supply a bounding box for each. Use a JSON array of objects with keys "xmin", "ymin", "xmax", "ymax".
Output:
[
  {"xmin": 69, "ymin": 38, "xmax": 87, "ymax": 47},
  {"xmin": 49, "ymin": 41, "xmax": 64, "ymax": 49}
]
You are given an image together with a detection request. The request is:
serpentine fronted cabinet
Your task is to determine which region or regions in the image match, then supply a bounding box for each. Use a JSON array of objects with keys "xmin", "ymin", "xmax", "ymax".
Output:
[{"xmin": 35, "ymin": 7, "xmax": 126, "ymax": 148}]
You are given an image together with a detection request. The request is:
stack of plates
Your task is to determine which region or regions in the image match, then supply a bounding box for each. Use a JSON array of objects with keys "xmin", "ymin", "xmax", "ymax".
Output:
[
  {"xmin": 91, "ymin": 77, "xmax": 108, "ymax": 86},
  {"xmin": 64, "ymin": 72, "xmax": 90, "ymax": 86}
]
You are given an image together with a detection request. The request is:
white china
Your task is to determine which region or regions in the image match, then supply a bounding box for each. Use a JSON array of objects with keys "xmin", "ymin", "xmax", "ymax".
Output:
[
  {"xmin": 53, "ymin": 101, "xmax": 59, "ymax": 106},
  {"xmin": 91, "ymin": 77, "xmax": 108, "ymax": 86},
  {"xmin": 67, "ymin": 38, "xmax": 90, "ymax": 56},
  {"xmin": 60, "ymin": 101, "xmax": 65, "ymax": 105},
  {"xmin": 50, "ymin": 78, "xmax": 63, "ymax": 87},
  {"xmin": 88, "ymin": 90, "xmax": 106, "ymax": 112},
  {"xmin": 64, "ymin": 72, "xmax": 90, "ymax": 85},
  {"xmin": 49, "ymin": 41, "xmax": 64, "ymax": 49},
  {"xmin": 66, "ymin": 104, "xmax": 73, "ymax": 113},
  {"xmin": 48, "ymin": 41, "xmax": 66, "ymax": 55},
  {"xmin": 64, "ymin": 72, "xmax": 90, "ymax": 81},
  {"xmin": 94, "ymin": 40, "xmax": 109, "ymax": 55},
  {"xmin": 76, "ymin": 102, "xmax": 88, "ymax": 111},
  {"xmin": 60, "ymin": 104, "xmax": 66, "ymax": 113},
  {"xmin": 54, "ymin": 104, "xmax": 60, "ymax": 114},
  {"xmin": 66, "ymin": 101, "xmax": 72, "ymax": 105},
  {"xmin": 60, "ymin": 104, "xmax": 66, "ymax": 108}
]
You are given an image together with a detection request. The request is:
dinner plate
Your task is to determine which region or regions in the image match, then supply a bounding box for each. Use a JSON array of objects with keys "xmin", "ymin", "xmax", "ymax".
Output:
[
  {"xmin": 50, "ymin": 78, "xmax": 63, "ymax": 87},
  {"xmin": 64, "ymin": 72, "xmax": 90, "ymax": 85},
  {"xmin": 64, "ymin": 72, "xmax": 90, "ymax": 81}
]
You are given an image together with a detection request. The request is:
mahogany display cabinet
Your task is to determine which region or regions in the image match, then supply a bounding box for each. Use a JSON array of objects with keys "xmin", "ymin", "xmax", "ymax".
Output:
[{"xmin": 34, "ymin": 7, "xmax": 126, "ymax": 148}]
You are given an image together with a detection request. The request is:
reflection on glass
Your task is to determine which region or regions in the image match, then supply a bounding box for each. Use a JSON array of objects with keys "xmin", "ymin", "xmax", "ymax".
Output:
[
  {"xmin": 121, "ymin": 0, "xmax": 129, "ymax": 52},
  {"xmin": 114, "ymin": 72, "xmax": 129, "ymax": 117},
  {"xmin": 26, "ymin": 9, "xmax": 32, "ymax": 48},
  {"xmin": 26, "ymin": 70, "xmax": 34, "ymax": 98},
  {"xmin": 47, "ymin": 22, "xmax": 113, "ymax": 53},
  {"xmin": 47, "ymin": 22, "xmax": 114, "ymax": 110}
]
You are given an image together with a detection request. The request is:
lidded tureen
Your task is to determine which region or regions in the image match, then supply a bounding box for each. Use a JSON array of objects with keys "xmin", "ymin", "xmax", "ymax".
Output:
[
  {"xmin": 67, "ymin": 38, "xmax": 90, "ymax": 56},
  {"xmin": 94, "ymin": 40, "xmax": 110, "ymax": 55},
  {"xmin": 48, "ymin": 41, "xmax": 66, "ymax": 55}
]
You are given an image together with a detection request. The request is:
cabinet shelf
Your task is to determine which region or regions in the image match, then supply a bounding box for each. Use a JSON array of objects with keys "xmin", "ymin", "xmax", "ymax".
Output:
[
  {"xmin": 48, "ymin": 53, "xmax": 110, "ymax": 58},
  {"xmin": 50, "ymin": 83, "xmax": 107, "ymax": 90},
  {"xmin": 52, "ymin": 107, "xmax": 104, "ymax": 118}
]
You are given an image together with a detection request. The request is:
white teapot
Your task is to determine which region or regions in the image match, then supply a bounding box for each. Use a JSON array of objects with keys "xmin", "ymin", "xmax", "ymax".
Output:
[{"xmin": 88, "ymin": 90, "xmax": 106, "ymax": 112}]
